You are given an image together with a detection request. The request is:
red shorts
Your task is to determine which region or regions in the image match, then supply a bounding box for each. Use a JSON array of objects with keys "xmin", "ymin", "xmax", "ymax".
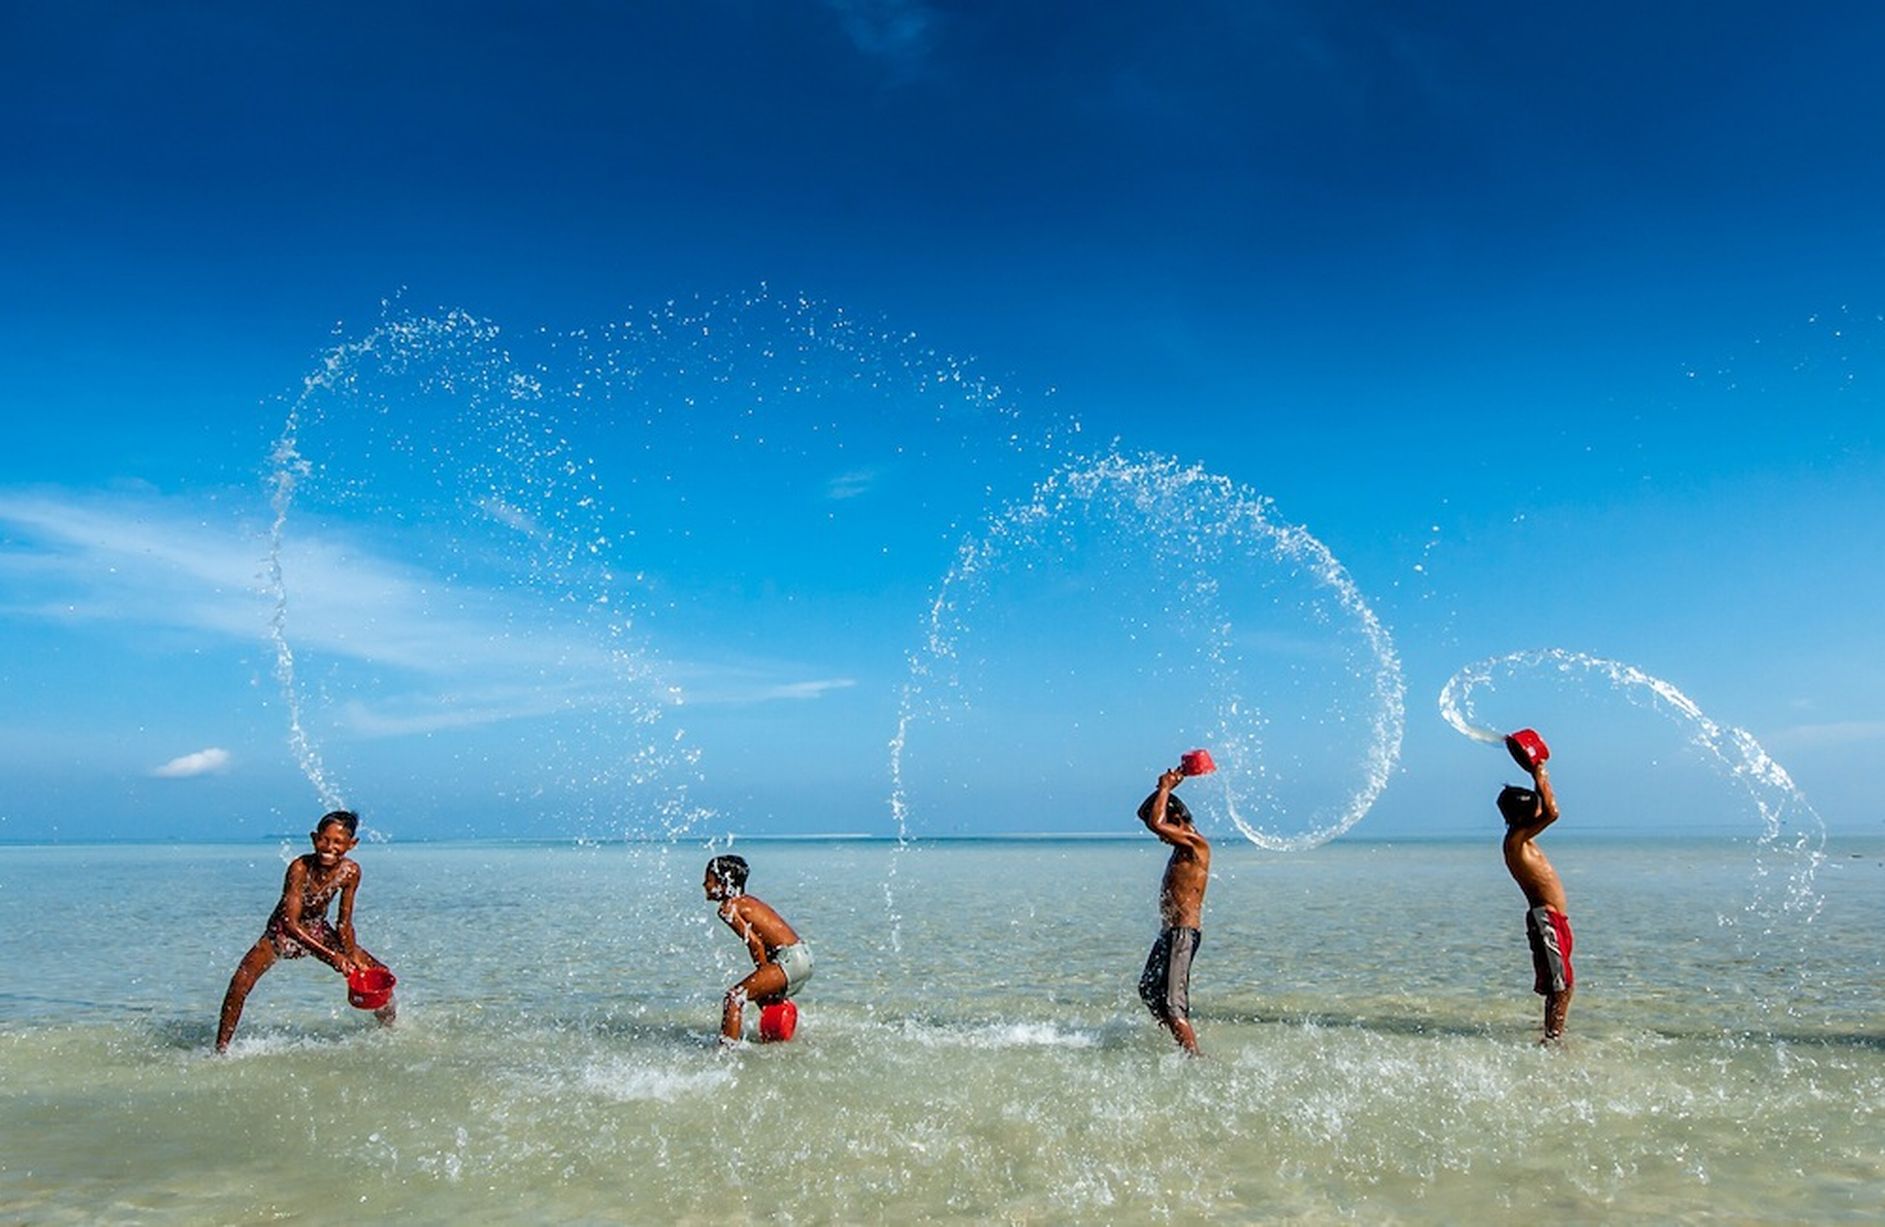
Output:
[{"xmin": 1525, "ymin": 906, "xmax": 1574, "ymax": 995}]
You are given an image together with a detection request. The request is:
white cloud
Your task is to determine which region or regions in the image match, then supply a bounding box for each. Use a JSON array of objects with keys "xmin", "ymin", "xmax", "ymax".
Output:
[{"xmin": 153, "ymin": 747, "xmax": 232, "ymax": 778}]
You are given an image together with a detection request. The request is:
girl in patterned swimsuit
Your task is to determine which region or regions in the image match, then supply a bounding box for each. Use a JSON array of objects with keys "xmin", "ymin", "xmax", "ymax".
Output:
[{"xmin": 215, "ymin": 810, "xmax": 396, "ymax": 1052}]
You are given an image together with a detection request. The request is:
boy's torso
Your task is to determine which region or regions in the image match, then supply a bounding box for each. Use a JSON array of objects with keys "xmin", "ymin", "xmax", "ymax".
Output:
[
  {"xmin": 1502, "ymin": 834, "xmax": 1566, "ymax": 912},
  {"xmin": 1159, "ymin": 844, "xmax": 1210, "ymax": 929}
]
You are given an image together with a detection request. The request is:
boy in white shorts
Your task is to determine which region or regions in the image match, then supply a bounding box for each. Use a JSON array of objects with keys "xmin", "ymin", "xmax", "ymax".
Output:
[{"xmin": 704, "ymin": 855, "xmax": 813, "ymax": 1044}]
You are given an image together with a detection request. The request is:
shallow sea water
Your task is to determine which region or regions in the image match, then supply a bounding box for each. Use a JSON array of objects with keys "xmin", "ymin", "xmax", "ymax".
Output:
[{"xmin": 2, "ymin": 836, "xmax": 1881, "ymax": 1223}]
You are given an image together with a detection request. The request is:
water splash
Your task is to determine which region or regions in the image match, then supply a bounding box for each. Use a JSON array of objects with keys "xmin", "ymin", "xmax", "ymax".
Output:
[
  {"xmin": 262, "ymin": 288, "xmax": 1073, "ymax": 839},
  {"xmin": 266, "ymin": 397, "xmax": 344, "ymax": 812},
  {"xmin": 262, "ymin": 308, "xmax": 705, "ymax": 837},
  {"xmin": 892, "ymin": 449, "xmax": 1405, "ymax": 851},
  {"xmin": 1438, "ymin": 649, "xmax": 1826, "ymax": 930}
]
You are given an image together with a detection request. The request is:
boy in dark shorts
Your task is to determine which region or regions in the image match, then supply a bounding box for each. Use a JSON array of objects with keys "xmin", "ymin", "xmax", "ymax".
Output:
[
  {"xmin": 1499, "ymin": 755, "xmax": 1572, "ymax": 1041},
  {"xmin": 1136, "ymin": 766, "xmax": 1210, "ymax": 1055},
  {"xmin": 216, "ymin": 810, "xmax": 395, "ymax": 1052},
  {"xmin": 704, "ymin": 855, "xmax": 813, "ymax": 1045}
]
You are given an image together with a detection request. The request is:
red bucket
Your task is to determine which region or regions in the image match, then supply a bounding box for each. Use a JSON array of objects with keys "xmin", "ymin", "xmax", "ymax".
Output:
[
  {"xmin": 1505, "ymin": 728, "xmax": 1550, "ymax": 771},
  {"xmin": 1179, "ymin": 748, "xmax": 1217, "ymax": 777},
  {"xmin": 758, "ymin": 1000, "xmax": 798, "ymax": 1043},
  {"xmin": 346, "ymin": 966, "xmax": 397, "ymax": 1011}
]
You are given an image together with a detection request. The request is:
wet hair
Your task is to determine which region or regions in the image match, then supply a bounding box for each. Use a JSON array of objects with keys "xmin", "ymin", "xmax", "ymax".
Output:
[
  {"xmin": 1164, "ymin": 794, "xmax": 1193, "ymax": 826},
  {"xmin": 1496, "ymin": 786, "xmax": 1538, "ymax": 825},
  {"xmin": 315, "ymin": 810, "xmax": 359, "ymax": 837},
  {"xmin": 706, "ymin": 855, "xmax": 750, "ymax": 893}
]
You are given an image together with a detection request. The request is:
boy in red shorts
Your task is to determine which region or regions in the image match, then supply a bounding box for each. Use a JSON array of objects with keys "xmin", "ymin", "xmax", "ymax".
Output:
[{"xmin": 1498, "ymin": 755, "xmax": 1572, "ymax": 1041}]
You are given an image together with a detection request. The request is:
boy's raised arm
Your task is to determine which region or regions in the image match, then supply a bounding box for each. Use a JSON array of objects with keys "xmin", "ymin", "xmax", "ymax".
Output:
[
  {"xmin": 1533, "ymin": 763, "xmax": 1559, "ymax": 824},
  {"xmin": 1138, "ymin": 768, "xmax": 1190, "ymax": 844},
  {"xmin": 1511, "ymin": 764, "xmax": 1561, "ymax": 840}
]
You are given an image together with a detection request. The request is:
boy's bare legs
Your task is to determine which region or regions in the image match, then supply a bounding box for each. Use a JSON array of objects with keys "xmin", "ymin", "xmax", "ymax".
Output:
[
  {"xmin": 1144, "ymin": 1000, "xmax": 1201, "ymax": 1055},
  {"xmin": 1542, "ymin": 986, "xmax": 1571, "ymax": 1043},
  {"xmin": 216, "ymin": 940, "xmax": 277, "ymax": 1052},
  {"xmin": 722, "ymin": 963, "xmax": 788, "ymax": 1043}
]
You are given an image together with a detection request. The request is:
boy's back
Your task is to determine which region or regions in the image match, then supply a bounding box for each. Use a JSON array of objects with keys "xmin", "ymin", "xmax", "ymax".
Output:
[
  {"xmin": 1502, "ymin": 824, "xmax": 1565, "ymax": 912},
  {"xmin": 719, "ymin": 894, "xmax": 799, "ymax": 957}
]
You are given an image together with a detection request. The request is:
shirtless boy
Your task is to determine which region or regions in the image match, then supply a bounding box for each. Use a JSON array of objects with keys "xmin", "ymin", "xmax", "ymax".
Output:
[
  {"xmin": 1499, "ymin": 757, "xmax": 1573, "ymax": 1041},
  {"xmin": 704, "ymin": 855, "xmax": 813, "ymax": 1045},
  {"xmin": 1136, "ymin": 766, "xmax": 1210, "ymax": 1054},
  {"xmin": 216, "ymin": 810, "xmax": 395, "ymax": 1052}
]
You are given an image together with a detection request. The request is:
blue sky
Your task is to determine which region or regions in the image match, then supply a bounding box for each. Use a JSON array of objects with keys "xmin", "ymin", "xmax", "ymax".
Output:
[{"xmin": 1, "ymin": 2, "xmax": 1881, "ymax": 842}]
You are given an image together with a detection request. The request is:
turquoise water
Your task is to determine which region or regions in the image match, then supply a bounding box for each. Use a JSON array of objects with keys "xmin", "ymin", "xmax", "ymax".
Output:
[{"xmin": 2, "ymin": 837, "xmax": 1881, "ymax": 1222}]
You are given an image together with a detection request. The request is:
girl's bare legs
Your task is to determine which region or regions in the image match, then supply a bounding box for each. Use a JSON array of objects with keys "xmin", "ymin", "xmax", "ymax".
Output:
[{"xmin": 216, "ymin": 940, "xmax": 277, "ymax": 1052}]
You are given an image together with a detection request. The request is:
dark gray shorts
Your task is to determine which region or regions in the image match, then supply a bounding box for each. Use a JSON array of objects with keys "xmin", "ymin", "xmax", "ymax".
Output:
[
  {"xmin": 1525, "ymin": 906, "xmax": 1574, "ymax": 995},
  {"xmin": 1138, "ymin": 926, "xmax": 1202, "ymax": 1019}
]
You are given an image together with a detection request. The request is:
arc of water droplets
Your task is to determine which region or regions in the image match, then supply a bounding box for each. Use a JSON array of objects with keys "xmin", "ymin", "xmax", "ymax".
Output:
[
  {"xmin": 890, "ymin": 448, "xmax": 1406, "ymax": 853},
  {"xmin": 1438, "ymin": 648, "xmax": 1826, "ymax": 926},
  {"xmin": 264, "ymin": 289, "xmax": 1061, "ymax": 840},
  {"xmin": 263, "ymin": 308, "xmax": 689, "ymax": 830},
  {"xmin": 265, "ymin": 309, "xmax": 502, "ymax": 814},
  {"xmin": 264, "ymin": 324, "xmax": 408, "ymax": 814}
]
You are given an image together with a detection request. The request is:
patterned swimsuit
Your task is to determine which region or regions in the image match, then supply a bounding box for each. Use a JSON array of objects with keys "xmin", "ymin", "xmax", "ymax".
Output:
[{"xmin": 263, "ymin": 861, "xmax": 346, "ymax": 959}]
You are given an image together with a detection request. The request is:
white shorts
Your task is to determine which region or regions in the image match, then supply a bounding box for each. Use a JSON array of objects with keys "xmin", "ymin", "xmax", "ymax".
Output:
[{"xmin": 772, "ymin": 942, "xmax": 814, "ymax": 997}]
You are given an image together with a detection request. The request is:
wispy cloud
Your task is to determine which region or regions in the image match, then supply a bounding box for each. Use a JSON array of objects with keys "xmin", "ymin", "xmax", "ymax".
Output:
[
  {"xmin": 0, "ymin": 486, "xmax": 864, "ymax": 739},
  {"xmin": 0, "ymin": 486, "xmax": 616, "ymax": 675},
  {"xmin": 153, "ymin": 747, "xmax": 231, "ymax": 778},
  {"xmin": 1766, "ymin": 720, "xmax": 1885, "ymax": 749},
  {"xmin": 666, "ymin": 663, "xmax": 858, "ymax": 707},
  {"xmin": 824, "ymin": 467, "xmax": 882, "ymax": 500},
  {"xmin": 721, "ymin": 677, "xmax": 857, "ymax": 704},
  {"xmin": 335, "ymin": 680, "xmax": 632, "ymax": 737},
  {"xmin": 821, "ymin": 0, "xmax": 939, "ymax": 72},
  {"xmin": 477, "ymin": 495, "xmax": 545, "ymax": 539}
]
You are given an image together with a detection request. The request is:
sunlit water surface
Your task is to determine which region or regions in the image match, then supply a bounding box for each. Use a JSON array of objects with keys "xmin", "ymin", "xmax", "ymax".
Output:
[{"xmin": 2, "ymin": 838, "xmax": 1880, "ymax": 1223}]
